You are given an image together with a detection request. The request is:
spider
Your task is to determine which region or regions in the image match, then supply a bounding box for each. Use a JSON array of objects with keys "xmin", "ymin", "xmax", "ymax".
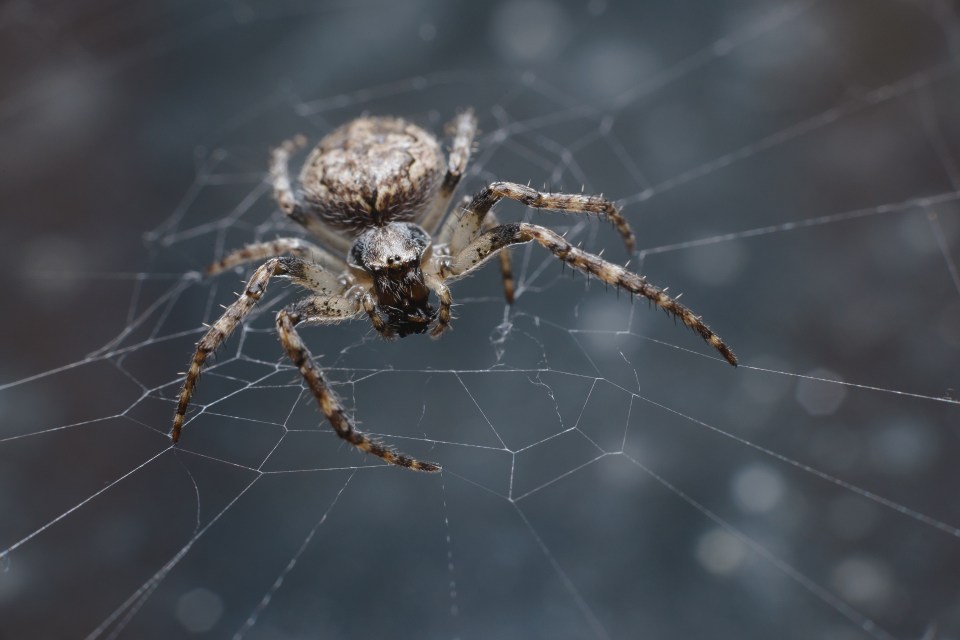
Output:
[{"xmin": 171, "ymin": 110, "xmax": 737, "ymax": 472}]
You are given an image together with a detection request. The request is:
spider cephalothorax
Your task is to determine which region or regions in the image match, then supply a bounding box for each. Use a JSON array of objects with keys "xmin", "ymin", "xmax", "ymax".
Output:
[
  {"xmin": 350, "ymin": 222, "xmax": 436, "ymax": 337},
  {"xmin": 172, "ymin": 110, "xmax": 737, "ymax": 472}
]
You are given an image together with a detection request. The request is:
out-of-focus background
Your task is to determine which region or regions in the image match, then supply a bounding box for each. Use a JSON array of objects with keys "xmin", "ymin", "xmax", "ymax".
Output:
[{"xmin": 2, "ymin": 1, "xmax": 960, "ymax": 638}]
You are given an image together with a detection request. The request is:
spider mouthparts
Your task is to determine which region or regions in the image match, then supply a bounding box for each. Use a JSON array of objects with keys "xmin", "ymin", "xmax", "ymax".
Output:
[{"xmin": 387, "ymin": 304, "xmax": 436, "ymax": 337}]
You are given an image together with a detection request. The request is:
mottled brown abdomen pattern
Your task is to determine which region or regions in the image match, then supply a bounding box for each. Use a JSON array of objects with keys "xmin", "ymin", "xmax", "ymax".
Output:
[{"xmin": 298, "ymin": 117, "xmax": 445, "ymax": 233}]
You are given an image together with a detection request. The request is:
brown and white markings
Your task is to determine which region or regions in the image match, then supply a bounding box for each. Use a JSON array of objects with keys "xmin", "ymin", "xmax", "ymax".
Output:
[{"xmin": 171, "ymin": 110, "xmax": 737, "ymax": 472}]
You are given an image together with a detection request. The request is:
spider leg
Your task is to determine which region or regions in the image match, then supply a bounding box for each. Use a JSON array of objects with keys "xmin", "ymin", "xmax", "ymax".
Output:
[
  {"xmin": 421, "ymin": 109, "xmax": 478, "ymax": 235},
  {"xmin": 171, "ymin": 257, "xmax": 344, "ymax": 442},
  {"xmin": 428, "ymin": 196, "xmax": 514, "ymax": 305},
  {"xmin": 270, "ymin": 135, "xmax": 309, "ymax": 220},
  {"xmin": 440, "ymin": 181, "xmax": 636, "ymax": 256},
  {"xmin": 270, "ymin": 136, "xmax": 352, "ymax": 254},
  {"xmin": 483, "ymin": 210, "xmax": 515, "ymax": 303},
  {"xmin": 276, "ymin": 300, "xmax": 440, "ymax": 472},
  {"xmin": 443, "ymin": 223, "xmax": 738, "ymax": 366},
  {"xmin": 206, "ymin": 237, "xmax": 347, "ymax": 276}
]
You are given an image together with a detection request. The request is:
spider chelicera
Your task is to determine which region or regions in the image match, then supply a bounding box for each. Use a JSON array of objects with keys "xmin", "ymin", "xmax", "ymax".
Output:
[{"xmin": 171, "ymin": 110, "xmax": 737, "ymax": 472}]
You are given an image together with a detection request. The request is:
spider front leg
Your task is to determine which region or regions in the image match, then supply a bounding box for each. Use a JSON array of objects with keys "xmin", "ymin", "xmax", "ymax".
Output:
[
  {"xmin": 434, "ymin": 196, "xmax": 514, "ymax": 304},
  {"xmin": 443, "ymin": 223, "xmax": 738, "ymax": 366},
  {"xmin": 171, "ymin": 256, "xmax": 344, "ymax": 442},
  {"xmin": 442, "ymin": 181, "xmax": 636, "ymax": 256},
  {"xmin": 206, "ymin": 237, "xmax": 346, "ymax": 276},
  {"xmin": 276, "ymin": 299, "xmax": 440, "ymax": 472}
]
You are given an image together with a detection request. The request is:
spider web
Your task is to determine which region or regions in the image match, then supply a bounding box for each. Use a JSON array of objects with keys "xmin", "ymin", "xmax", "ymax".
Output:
[{"xmin": 3, "ymin": 0, "xmax": 960, "ymax": 638}]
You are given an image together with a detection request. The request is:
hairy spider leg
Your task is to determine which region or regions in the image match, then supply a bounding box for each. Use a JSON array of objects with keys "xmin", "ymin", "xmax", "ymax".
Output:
[
  {"xmin": 206, "ymin": 237, "xmax": 347, "ymax": 276},
  {"xmin": 441, "ymin": 181, "xmax": 637, "ymax": 256},
  {"xmin": 433, "ymin": 195, "xmax": 515, "ymax": 308},
  {"xmin": 277, "ymin": 298, "xmax": 440, "ymax": 472},
  {"xmin": 441, "ymin": 222, "xmax": 738, "ymax": 366},
  {"xmin": 269, "ymin": 135, "xmax": 354, "ymax": 254},
  {"xmin": 421, "ymin": 109, "xmax": 478, "ymax": 235},
  {"xmin": 482, "ymin": 209, "xmax": 516, "ymax": 303},
  {"xmin": 171, "ymin": 257, "xmax": 343, "ymax": 442}
]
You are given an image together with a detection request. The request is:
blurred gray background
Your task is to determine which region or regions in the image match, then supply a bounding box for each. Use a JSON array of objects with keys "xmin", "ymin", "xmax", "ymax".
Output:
[{"xmin": 2, "ymin": 0, "xmax": 960, "ymax": 638}]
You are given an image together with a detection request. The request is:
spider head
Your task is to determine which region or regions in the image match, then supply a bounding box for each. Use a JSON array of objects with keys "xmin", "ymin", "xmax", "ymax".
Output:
[{"xmin": 350, "ymin": 222, "xmax": 436, "ymax": 336}]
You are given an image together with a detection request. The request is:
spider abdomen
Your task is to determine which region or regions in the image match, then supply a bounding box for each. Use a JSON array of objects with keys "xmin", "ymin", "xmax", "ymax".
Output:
[{"xmin": 298, "ymin": 117, "xmax": 445, "ymax": 233}]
